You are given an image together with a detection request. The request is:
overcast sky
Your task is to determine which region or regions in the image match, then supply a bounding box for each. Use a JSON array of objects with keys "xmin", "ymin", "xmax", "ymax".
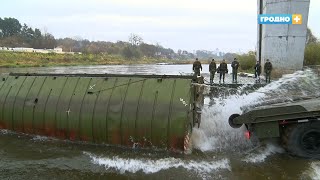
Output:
[{"xmin": 1, "ymin": 0, "xmax": 319, "ymax": 53}]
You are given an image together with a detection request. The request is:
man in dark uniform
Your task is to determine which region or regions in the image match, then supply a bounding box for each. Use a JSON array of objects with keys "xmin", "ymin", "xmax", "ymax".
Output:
[
  {"xmin": 264, "ymin": 59, "xmax": 273, "ymax": 83},
  {"xmin": 209, "ymin": 59, "xmax": 216, "ymax": 85},
  {"xmin": 231, "ymin": 58, "xmax": 240, "ymax": 83},
  {"xmin": 254, "ymin": 60, "xmax": 261, "ymax": 83},
  {"xmin": 193, "ymin": 58, "xmax": 202, "ymax": 77},
  {"xmin": 218, "ymin": 59, "xmax": 228, "ymax": 84}
]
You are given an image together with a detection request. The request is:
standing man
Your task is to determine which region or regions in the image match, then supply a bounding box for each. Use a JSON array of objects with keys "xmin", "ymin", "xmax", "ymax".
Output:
[
  {"xmin": 209, "ymin": 59, "xmax": 216, "ymax": 85},
  {"xmin": 264, "ymin": 59, "xmax": 273, "ymax": 83},
  {"xmin": 219, "ymin": 59, "xmax": 228, "ymax": 84},
  {"xmin": 231, "ymin": 58, "xmax": 240, "ymax": 83},
  {"xmin": 193, "ymin": 58, "xmax": 202, "ymax": 77},
  {"xmin": 254, "ymin": 60, "xmax": 261, "ymax": 83}
]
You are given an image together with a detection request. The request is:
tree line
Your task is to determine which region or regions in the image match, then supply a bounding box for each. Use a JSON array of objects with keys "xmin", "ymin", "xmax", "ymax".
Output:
[
  {"xmin": 0, "ymin": 17, "xmax": 56, "ymax": 49},
  {"xmin": 0, "ymin": 17, "xmax": 194, "ymax": 60},
  {"xmin": 304, "ymin": 28, "xmax": 320, "ymax": 65},
  {"xmin": 0, "ymin": 17, "xmax": 319, "ymax": 64}
]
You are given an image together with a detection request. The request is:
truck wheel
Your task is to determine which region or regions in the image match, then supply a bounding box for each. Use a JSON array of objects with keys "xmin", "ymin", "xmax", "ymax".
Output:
[
  {"xmin": 282, "ymin": 121, "xmax": 320, "ymax": 159},
  {"xmin": 228, "ymin": 114, "xmax": 242, "ymax": 128}
]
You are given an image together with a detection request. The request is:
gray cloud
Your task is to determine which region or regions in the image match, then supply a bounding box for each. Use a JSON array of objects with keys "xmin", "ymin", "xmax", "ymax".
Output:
[{"xmin": 1, "ymin": 0, "xmax": 319, "ymax": 52}]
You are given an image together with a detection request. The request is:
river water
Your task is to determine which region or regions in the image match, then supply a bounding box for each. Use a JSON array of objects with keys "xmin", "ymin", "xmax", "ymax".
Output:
[{"xmin": 0, "ymin": 64, "xmax": 319, "ymax": 180}]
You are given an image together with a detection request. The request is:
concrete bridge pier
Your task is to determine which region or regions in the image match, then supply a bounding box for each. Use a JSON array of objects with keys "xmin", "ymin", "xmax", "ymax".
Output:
[{"xmin": 257, "ymin": 0, "xmax": 310, "ymax": 74}]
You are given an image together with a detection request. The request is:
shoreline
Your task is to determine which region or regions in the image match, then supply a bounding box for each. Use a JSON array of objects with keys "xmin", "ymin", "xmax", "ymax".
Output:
[{"xmin": 0, "ymin": 51, "xmax": 215, "ymax": 68}]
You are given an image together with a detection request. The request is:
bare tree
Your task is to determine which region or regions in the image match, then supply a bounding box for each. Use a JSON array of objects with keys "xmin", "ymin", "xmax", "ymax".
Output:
[
  {"xmin": 72, "ymin": 36, "xmax": 83, "ymax": 42},
  {"xmin": 42, "ymin": 26, "xmax": 48, "ymax": 37},
  {"xmin": 128, "ymin": 33, "xmax": 143, "ymax": 46}
]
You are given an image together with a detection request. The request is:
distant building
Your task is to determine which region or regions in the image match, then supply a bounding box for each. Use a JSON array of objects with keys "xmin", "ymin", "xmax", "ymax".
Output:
[
  {"xmin": 0, "ymin": 47, "xmax": 9, "ymax": 51},
  {"xmin": 12, "ymin": 47, "xmax": 34, "ymax": 52},
  {"xmin": 34, "ymin": 49, "xmax": 49, "ymax": 53},
  {"xmin": 0, "ymin": 47, "xmax": 70, "ymax": 54},
  {"xmin": 53, "ymin": 47, "xmax": 63, "ymax": 53}
]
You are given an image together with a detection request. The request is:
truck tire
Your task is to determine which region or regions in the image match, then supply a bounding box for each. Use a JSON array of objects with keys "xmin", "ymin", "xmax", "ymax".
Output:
[{"xmin": 282, "ymin": 121, "xmax": 320, "ymax": 159}]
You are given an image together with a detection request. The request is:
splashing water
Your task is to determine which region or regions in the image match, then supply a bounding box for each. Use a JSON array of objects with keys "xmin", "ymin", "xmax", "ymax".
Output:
[
  {"xmin": 192, "ymin": 69, "xmax": 320, "ymax": 152},
  {"xmin": 242, "ymin": 143, "xmax": 284, "ymax": 163},
  {"xmin": 301, "ymin": 161, "xmax": 320, "ymax": 180},
  {"xmin": 32, "ymin": 135, "xmax": 50, "ymax": 141},
  {"xmin": 309, "ymin": 162, "xmax": 320, "ymax": 180},
  {"xmin": 84, "ymin": 152, "xmax": 230, "ymax": 175},
  {"xmin": 0, "ymin": 129, "xmax": 10, "ymax": 135}
]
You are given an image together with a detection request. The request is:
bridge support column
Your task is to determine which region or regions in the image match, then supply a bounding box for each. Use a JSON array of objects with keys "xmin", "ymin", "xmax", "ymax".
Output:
[{"xmin": 257, "ymin": 0, "xmax": 310, "ymax": 73}]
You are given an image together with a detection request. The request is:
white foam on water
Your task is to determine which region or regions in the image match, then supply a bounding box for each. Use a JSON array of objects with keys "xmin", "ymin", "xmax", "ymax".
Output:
[
  {"xmin": 310, "ymin": 162, "xmax": 320, "ymax": 180},
  {"xmin": 301, "ymin": 161, "xmax": 320, "ymax": 180},
  {"xmin": 0, "ymin": 130, "xmax": 54, "ymax": 142},
  {"xmin": 0, "ymin": 129, "xmax": 10, "ymax": 134},
  {"xmin": 84, "ymin": 152, "xmax": 230, "ymax": 175},
  {"xmin": 32, "ymin": 135, "xmax": 50, "ymax": 141},
  {"xmin": 192, "ymin": 69, "xmax": 320, "ymax": 152},
  {"xmin": 242, "ymin": 143, "xmax": 284, "ymax": 163}
]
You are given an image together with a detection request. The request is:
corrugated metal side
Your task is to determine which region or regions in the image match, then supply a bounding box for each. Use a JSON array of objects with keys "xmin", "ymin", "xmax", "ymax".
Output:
[{"xmin": 0, "ymin": 74, "xmax": 196, "ymax": 151}]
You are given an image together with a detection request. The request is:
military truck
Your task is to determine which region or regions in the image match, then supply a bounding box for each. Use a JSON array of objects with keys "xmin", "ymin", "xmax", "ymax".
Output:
[{"xmin": 228, "ymin": 97, "xmax": 320, "ymax": 159}]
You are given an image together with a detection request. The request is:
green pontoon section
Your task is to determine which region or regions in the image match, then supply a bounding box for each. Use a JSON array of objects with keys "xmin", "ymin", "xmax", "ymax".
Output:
[{"xmin": 0, "ymin": 73, "xmax": 203, "ymax": 151}]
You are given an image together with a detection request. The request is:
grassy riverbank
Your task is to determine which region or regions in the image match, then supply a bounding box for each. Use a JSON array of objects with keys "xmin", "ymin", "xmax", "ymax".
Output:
[{"xmin": 0, "ymin": 51, "xmax": 189, "ymax": 68}]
